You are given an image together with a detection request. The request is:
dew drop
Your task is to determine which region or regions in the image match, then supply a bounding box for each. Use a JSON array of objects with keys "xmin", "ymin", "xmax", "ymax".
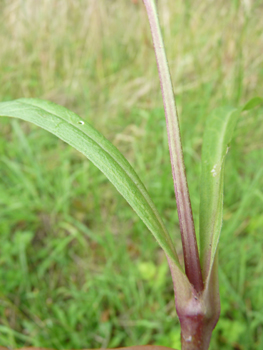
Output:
[
  {"xmin": 211, "ymin": 164, "xmax": 218, "ymax": 177},
  {"xmin": 78, "ymin": 121, "xmax": 84, "ymax": 125}
]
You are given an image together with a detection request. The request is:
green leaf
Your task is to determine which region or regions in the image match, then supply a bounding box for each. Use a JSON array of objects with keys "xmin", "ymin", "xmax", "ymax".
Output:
[
  {"xmin": 0, "ymin": 98, "xmax": 181, "ymax": 270},
  {"xmin": 242, "ymin": 96, "xmax": 263, "ymax": 111},
  {"xmin": 199, "ymin": 106, "xmax": 239, "ymax": 282}
]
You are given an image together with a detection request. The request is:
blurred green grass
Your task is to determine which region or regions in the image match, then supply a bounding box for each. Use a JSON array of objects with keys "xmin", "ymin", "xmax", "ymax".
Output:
[{"xmin": 0, "ymin": 0, "xmax": 263, "ymax": 349}]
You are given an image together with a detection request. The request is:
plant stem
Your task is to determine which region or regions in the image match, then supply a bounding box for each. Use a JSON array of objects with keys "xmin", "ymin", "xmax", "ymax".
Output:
[{"xmin": 143, "ymin": 0, "xmax": 203, "ymax": 293}]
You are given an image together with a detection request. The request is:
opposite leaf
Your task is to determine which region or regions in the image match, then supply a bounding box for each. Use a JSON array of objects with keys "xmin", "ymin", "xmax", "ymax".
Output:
[
  {"xmin": 0, "ymin": 98, "xmax": 181, "ymax": 270},
  {"xmin": 199, "ymin": 106, "xmax": 239, "ymax": 283}
]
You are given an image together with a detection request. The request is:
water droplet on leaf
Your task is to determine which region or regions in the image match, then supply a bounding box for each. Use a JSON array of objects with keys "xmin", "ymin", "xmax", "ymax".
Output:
[{"xmin": 211, "ymin": 164, "xmax": 218, "ymax": 177}]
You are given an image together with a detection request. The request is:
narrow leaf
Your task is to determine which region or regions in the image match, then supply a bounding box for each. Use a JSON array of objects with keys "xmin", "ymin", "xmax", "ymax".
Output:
[
  {"xmin": 242, "ymin": 96, "xmax": 262, "ymax": 111},
  {"xmin": 199, "ymin": 107, "xmax": 239, "ymax": 282},
  {"xmin": 0, "ymin": 98, "xmax": 182, "ymax": 270}
]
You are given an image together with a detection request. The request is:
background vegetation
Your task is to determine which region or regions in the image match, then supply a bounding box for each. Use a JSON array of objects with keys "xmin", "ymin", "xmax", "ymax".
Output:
[{"xmin": 0, "ymin": 0, "xmax": 263, "ymax": 349}]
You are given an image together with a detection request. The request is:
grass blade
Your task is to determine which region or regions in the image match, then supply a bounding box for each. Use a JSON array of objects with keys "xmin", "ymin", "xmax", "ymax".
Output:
[
  {"xmin": 199, "ymin": 106, "xmax": 239, "ymax": 282},
  {"xmin": 0, "ymin": 98, "xmax": 182, "ymax": 270}
]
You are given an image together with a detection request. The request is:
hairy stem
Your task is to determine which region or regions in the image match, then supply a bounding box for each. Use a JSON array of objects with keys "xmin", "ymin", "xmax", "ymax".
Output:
[{"xmin": 142, "ymin": 0, "xmax": 203, "ymax": 292}]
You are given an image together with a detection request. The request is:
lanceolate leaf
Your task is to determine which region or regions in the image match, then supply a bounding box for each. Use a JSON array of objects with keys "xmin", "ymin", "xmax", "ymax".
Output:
[
  {"xmin": 0, "ymin": 98, "xmax": 182, "ymax": 270},
  {"xmin": 199, "ymin": 106, "xmax": 239, "ymax": 283},
  {"xmin": 242, "ymin": 96, "xmax": 262, "ymax": 111}
]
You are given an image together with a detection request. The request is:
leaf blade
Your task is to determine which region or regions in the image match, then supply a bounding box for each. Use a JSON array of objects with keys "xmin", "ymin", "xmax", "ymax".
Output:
[
  {"xmin": 242, "ymin": 96, "xmax": 262, "ymax": 111},
  {"xmin": 0, "ymin": 98, "xmax": 182, "ymax": 270},
  {"xmin": 199, "ymin": 106, "xmax": 239, "ymax": 282}
]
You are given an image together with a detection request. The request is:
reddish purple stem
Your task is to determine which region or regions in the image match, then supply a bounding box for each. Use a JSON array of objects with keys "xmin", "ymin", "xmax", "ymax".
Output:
[{"xmin": 143, "ymin": 0, "xmax": 203, "ymax": 293}]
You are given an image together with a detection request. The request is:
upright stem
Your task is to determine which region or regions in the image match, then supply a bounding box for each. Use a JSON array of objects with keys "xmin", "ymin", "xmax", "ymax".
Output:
[{"xmin": 143, "ymin": 0, "xmax": 203, "ymax": 293}]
